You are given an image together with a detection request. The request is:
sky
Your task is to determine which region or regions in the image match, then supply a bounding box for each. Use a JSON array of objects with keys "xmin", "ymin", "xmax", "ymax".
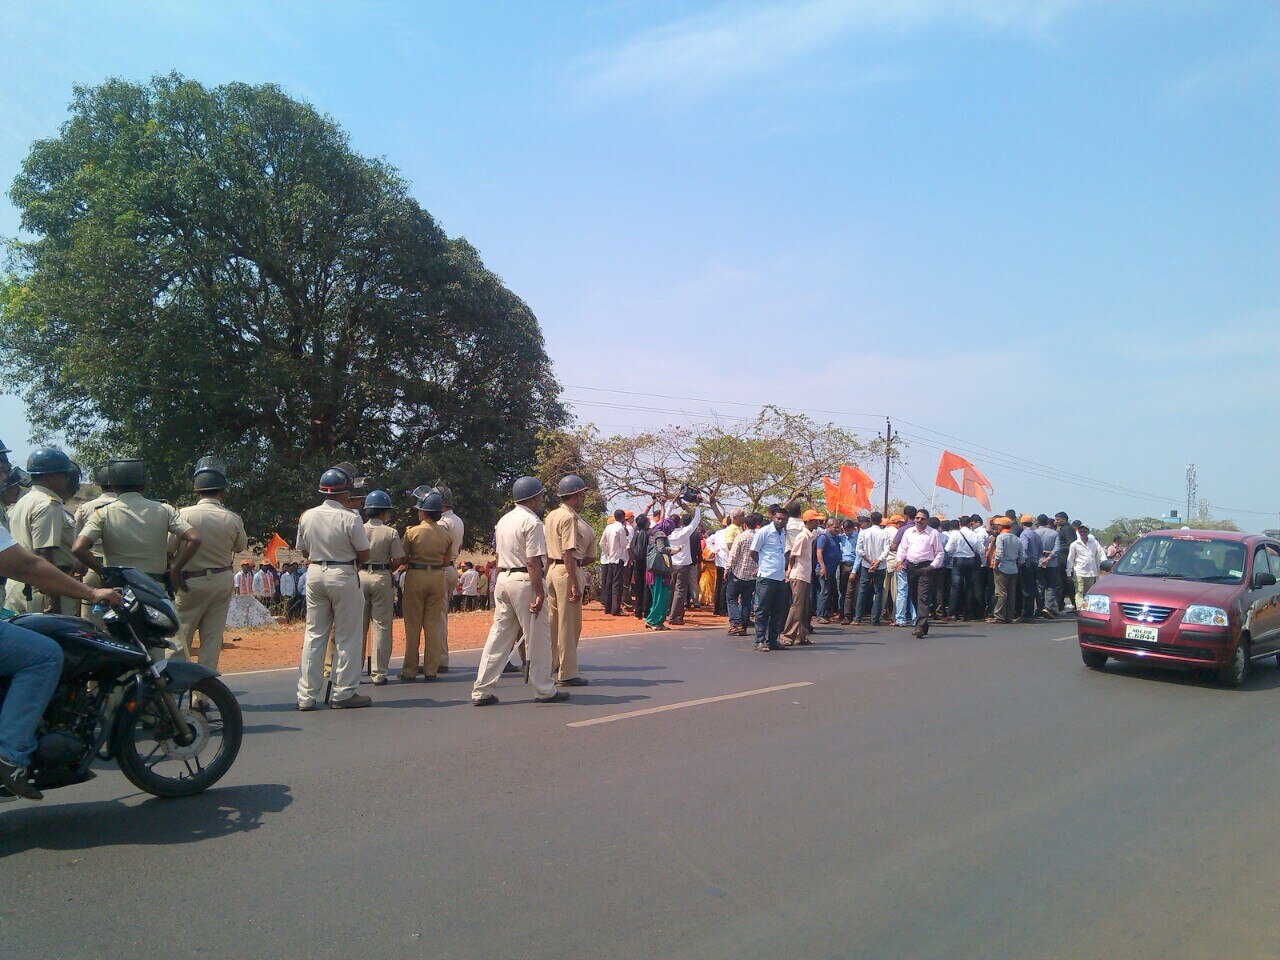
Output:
[{"xmin": 0, "ymin": 0, "xmax": 1276, "ymax": 528}]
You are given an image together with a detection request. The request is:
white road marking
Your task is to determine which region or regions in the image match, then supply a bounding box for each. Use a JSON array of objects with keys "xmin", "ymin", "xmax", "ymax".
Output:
[
  {"xmin": 1049, "ymin": 634, "xmax": 1078, "ymax": 642},
  {"xmin": 567, "ymin": 681, "xmax": 814, "ymax": 729}
]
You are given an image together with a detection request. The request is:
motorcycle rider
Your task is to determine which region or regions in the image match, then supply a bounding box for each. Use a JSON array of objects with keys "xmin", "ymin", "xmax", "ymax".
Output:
[
  {"xmin": 0, "ymin": 508, "xmax": 123, "ymax": 801},
  {"xmin": 4, "ymin": 447, "xmax": 82, "ymax": 615}
]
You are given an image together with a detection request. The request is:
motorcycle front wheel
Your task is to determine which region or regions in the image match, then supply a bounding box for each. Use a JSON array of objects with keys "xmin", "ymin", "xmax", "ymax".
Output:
[{"xmin": 115, "ymin": 676, "xmax": 244, "ymax": 798}]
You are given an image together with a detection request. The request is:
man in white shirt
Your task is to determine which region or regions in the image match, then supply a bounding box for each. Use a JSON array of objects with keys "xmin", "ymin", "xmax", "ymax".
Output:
[
  {"xmin": 781, "ymin": 510, "xmax": 823, "ymax": 644},
  {"xmin": 707, "ymin": 525, "xmax": 729, "ymax": 616},
  {"xmin": 666, "ymin": 505, "xmax": 701, "ymax": 625},
  {"xmin": 944, "ymin": 514, "xmax": 986, "ymax": 621},
  {"xmin": 1066, "ymin": 524, "xmax": 1107, "ymax": 609},
  {"xmin": 854, "ymin": 512, "xmax": 892, "ymax": 624},
  {"xmin": 598, "ymin": 509, "xmax": 630, "ymax": 616},
  {"xmin": 459, "ymin": 562, "xmax": 480, "ymax": 610},
  {"xmin": 234, "ymin": 561, "xmax": 255, "ymax": 596},
  {"xmin": 251, "ymin": 564, "xmax": 274, "ymax": 602}
]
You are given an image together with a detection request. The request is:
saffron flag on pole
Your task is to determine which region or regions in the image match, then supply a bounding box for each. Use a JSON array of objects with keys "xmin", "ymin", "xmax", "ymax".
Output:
[
  {"xmin": 262, "ymin": 532, "xmax": 288, "ymax": 567},
  {"xmin": 822, "ymin": 465, "xmax": 875, "ymax": 517},
  {"xmin": 934, "ymin": 451, "xmax": 993, "ymax": 511}
]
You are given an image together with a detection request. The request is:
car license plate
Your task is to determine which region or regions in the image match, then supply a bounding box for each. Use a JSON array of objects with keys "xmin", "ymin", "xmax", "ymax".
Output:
[{"xmin": 1125, "ymin": 624, "xmax": 1159, "ymax": 643}]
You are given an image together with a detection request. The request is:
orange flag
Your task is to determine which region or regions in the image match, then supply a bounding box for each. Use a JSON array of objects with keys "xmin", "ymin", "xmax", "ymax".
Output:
[
  {"xmin": 262, "ymin": 533, "xmax": 288, "ymax": 567},
  {"xmin": 935, "ymin": 451, "xmax": 993, "ymax": 510},
  {"xmin": 823, "ymin": 465, "xmax": 875, "ymax": 517}
]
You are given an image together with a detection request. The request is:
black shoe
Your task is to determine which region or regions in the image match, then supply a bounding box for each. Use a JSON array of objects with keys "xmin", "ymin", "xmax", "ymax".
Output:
[
  {"xmin": 535, "ymin": 691, "xmax": 571, "ymax": 703},
  {"xmin": 502, "ymin": 662, "xmax": 521, "ymax": 674},
  {"xmin": 472, "ymin": 694, "xmax": 499, "ymax": 706},
  {"xmin": 437, "ymin": 665, "xmax": 450, "ymax": 674},
  {"xmin": 0, "ymin": 759, "xmax": 43, "ymax": 801},
  {"xmin": 558, "ymin": 676, "xmax": 589, "ymax": 687},
  {"xmin": 330, "ymin": 693, "xmax": 373, "ymax": 710},
  {"xmin": 766, "ymin": 640, "xmax": 784, "ymax": 651},
  {"xmin": 398, "ymin": 674, "xmax": 419, "ymax": 682}
]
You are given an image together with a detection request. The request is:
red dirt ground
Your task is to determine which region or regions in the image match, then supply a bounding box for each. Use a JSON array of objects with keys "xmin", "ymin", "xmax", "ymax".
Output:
[{"xmin": 215, "ymin": 602, "xmax": 730, "ymax": 672}]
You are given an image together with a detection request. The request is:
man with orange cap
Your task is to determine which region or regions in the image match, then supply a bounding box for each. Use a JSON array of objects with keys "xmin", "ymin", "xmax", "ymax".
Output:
[
  {"xmin": 781, "ymin": 509, "xmax": 823, "ymax": 645},
  {"xmin": 988, "ymin": 517, "xmax": 1023, "ymax": 624}
]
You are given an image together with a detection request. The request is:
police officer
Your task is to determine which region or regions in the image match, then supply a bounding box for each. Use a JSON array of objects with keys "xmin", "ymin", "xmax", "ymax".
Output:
[
  {"xmin": 296, "ymin": 466, "xmax": 371, "ymax": 711},
  {"xmin": 360, "ymin": 489, "xmax": 405, "ymax": 686},
  {"xmin": 171, "ymin": 457, "xmax": 247, "ymax": 670},
  {"xmin": 471, "ymin": 477, "xmax": 569, "ymax": 705},
  {"xmin": 73, "ymin": 465, "xmax": 117, "ymax": 618},
  {"xmin": 546, "ymin": 474, "xmax": 598, "ymax": 686},
  {"xmin": 0, "ymin": 466, "xmax": 30, "ymax": 531},
  {"xmin": 435, "ymin": 483, "xmax": 464, "ymax": 673},
  {"xmin": 399, "ymin": 489, "xmax": 454, "ymax": 682},
  {"xmin": 5, "ymin": 448, "xmax": 82, "ymax": 615},
  {"xmin": 72, "ymin": 459, "xmax": 201, "ymax": 600}
]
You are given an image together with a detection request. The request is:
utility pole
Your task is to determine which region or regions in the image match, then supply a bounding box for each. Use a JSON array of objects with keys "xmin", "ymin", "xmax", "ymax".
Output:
[
  {"xmin": 878, "ymin": 417, "xmax": 899, "ymax": 515},
  {"xmin": 1185, "ymin": 464, "xmax": 1197, "ymax": 528}
]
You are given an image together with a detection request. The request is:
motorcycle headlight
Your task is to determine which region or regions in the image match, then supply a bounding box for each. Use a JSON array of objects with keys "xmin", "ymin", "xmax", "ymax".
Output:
[
  {"xmin": 1182, "ymin": 605, "xmax": 1229, "ymax": 627},
  {"xmin": 144, "ymin": 603, "xmax": 178, "ymax": 632},
  {"xmin": 1080, "ymin": 594, "xmax": 1111, "ymax": 615}
]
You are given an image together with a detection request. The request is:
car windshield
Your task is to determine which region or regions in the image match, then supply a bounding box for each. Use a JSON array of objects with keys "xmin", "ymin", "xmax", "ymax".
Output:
[{"xmin": 1112, "ymin": 535, "xmax": 1245, "ymax": 584}]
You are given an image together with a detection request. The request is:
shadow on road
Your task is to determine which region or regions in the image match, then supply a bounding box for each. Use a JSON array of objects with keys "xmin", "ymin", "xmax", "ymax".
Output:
[
  {"xmin": 1094, "ymin": 661, "xmax": 1280, "ymax": 692},
  {"xmin": 580, "ymin": 664, "xmax": 666, "ymax": 672},
  {"xmin": 587, "ymin": 677, "xmax": 682, "ymax": 688},
  {"xmin": 0, "ymin": 782, "xmax": 293, "ymax": 857}
]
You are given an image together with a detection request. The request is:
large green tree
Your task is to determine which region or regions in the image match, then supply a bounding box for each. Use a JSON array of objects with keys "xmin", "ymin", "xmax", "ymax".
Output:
[{"xmin": 0, "ymin": 74, "xmax": 564, "ymax": 541}]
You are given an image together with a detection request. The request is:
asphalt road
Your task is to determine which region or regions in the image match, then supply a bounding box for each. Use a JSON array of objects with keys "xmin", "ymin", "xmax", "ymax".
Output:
[{"xmin": 4, "ymin": 615, "xmax": 1280, "ymax": 960}]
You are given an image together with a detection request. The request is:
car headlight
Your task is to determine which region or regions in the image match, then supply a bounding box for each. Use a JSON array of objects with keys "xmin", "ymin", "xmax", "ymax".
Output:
[
  {"xmin": 1080, "ymin": 594, "xmax": 1111, "ymax": 615},
  {"xmin": 1182, "ymin": 605, "xmax": 1229, "ymax": 627}
]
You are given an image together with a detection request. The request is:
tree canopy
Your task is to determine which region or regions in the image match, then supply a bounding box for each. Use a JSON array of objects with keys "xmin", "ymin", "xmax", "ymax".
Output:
[
  {"xmin": 0, "ymin": 74, "xmax": 564, "ymax": 540},
  {"xmin": 586, "ymin": 406, "xmax": 880, "ymax": 519}
]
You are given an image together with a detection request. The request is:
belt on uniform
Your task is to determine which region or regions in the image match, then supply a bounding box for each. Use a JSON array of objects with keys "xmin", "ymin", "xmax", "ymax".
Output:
[
  {"xmin": 408, "ymin": 563, "xmax": 443, "ymax": 571},
  {"xmin": 548, "ymin": 558, "xmax": 565, "ymax": 565},
  {"xmin": 185, "ymin": 565, "xmax": 231, "ymax": 580},
  {"xmin": 498, "ymin": 566, "xmax": 527, "ymax": 574},
  {"xmin": 362, "ymin": 563, "xmax": 392, "ymax": 571},
  {"xmin": 312, "ymin": 560, "xmax": 355, "ymax": 567}
]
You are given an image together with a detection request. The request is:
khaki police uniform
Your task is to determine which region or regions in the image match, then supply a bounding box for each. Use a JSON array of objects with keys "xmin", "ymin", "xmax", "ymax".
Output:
[
  {"xmin": 437, "ymin": 508, "xmax": 463, "ymax": 668},
  {"xmin": 472, "ymin": 504, "xmax": 555, "ymax": 701},
  {"xmin": 400, "ymin": 519, "xmax": 453, "ymax": 680},
  {"xmin": 74, "ymin": 491, "xmax": 117, "ymax": 618},
  {"xmin": 360, "ymin": 518, "xmax": 405, "ymax": 681},
  {"xmin": 296, "ymin": 499, "xmax": 370, "ymax": 706},
  {"xmin": 545, "ymin": 502, "xmax": 597, "ymax": 682},
  {"xmin": 5, "ymin": 485, "xmax": 77, "ymax": 614},
  {"xmin": 79, "ymin": 491, "xmax": 191, "ymax": 581},
  {"xmin": 171, "ymin": 497, "xmax": 247, "ymax": 668}
]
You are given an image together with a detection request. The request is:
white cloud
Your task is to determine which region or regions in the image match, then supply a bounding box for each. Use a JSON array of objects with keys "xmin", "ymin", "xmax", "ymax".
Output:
[{"xmin": 575, "ymin": 0, "xmax": 1087, "ymax": 101}]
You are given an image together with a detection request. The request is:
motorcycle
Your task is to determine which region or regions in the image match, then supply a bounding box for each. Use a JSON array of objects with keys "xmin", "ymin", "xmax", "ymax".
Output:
[{"xmin": 0, "ymin": 567, "xmax": 243, "ymax": 800}]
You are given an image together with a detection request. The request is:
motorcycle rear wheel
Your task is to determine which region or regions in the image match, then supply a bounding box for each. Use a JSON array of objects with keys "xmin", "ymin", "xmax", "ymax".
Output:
[{"xmin": 115, "ymin": 677, "xmax": 243, "ymax": 798}]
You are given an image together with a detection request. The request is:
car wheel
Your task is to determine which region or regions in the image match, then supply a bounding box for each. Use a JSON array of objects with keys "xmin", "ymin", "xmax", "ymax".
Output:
[
  {"xmin": 1081, "ymin": 649, "xmax": 1108, "ymax": 670},
  {"xmin": 1218, "ymin": 637, "xmax": 1251, "ymax": 688}
]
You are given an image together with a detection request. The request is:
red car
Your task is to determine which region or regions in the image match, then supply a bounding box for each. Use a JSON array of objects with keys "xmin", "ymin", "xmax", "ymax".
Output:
[{"xmin": 1077, "ymin": 530, "xmax": 1280, "ymax": 686}]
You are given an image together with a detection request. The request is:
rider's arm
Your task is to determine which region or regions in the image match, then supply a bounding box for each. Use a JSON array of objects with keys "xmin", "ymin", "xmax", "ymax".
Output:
[{"xmin": 0, "ymin": 543, "xmax": 120, "ymax": 606}]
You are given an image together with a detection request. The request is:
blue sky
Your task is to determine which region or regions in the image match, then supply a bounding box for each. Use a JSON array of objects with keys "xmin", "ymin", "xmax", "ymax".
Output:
[{"xmin": 1, "ymin": 0, "xmax": 1276, "ymax": 527}]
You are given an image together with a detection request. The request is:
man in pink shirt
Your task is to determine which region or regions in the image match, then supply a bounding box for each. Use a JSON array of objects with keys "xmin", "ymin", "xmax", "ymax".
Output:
[{"xmin": 898, "ymin": 509, "xmax": 945, "ymax": 637}]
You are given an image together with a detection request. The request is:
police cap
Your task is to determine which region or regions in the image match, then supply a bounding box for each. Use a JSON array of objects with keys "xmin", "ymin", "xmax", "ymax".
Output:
[
  {"xmin": 364, "ymin": 489, "xmax": 393, "ymax": 510},
  {"xmin": 192, "ymin": 455, "xmax": 229, "ymax": 492},
  {"xmin": 557, "ymin": 474, "xmax": 588, "ymax": 498},
  {"xmin": 512, "ymin": 476, "xmax": 544, "ymax": 503},
  {"xmin": 416, "ymin": 490, "xmax": 443, "ymax": 513},
  {"xmin": 108, "ymin": 458, "xmax": 148, "ymax": 488},
  {"xmin": 28, "ymin": 447, "xmax": 74, "ymax": 476},
  {"xmin": 318, "ymin": 466, "xmax": 354, "ymax": 495}
]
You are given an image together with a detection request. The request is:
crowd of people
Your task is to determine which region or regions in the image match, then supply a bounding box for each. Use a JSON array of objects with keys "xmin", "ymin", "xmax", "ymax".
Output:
[{"xmin": 596, "ymin": 501, "xmax": 1117, "ymax": 650}]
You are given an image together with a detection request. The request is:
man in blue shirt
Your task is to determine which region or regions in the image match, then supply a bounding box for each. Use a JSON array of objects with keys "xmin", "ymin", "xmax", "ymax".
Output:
[
  {"xmin": 838, "ymin": 517, "xmax": 860, "ymax": 624},
  {"xmin": 814, "ymin": 518, "xmax": 843, "ymax": 623},
  {"xmin": 749, "ymin": 504, "xmax": 790, "ymax": 651},
  {"xmin": 1018, "ymin": 515, "xmax": 1042, "ymax": 622}
]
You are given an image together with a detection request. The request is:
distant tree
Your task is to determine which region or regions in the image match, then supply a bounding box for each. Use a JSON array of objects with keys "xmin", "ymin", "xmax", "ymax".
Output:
[
  {"xmin": 0, "ymin": 74, "xmax": 563, "ymax": 540},
  {"xmin": 586, "ymin": 406, "xmax": 874, "ymax": 519},
  {"xmin": 1099, "ymin": 515, "xmax": 1241, "ymax": 545}
]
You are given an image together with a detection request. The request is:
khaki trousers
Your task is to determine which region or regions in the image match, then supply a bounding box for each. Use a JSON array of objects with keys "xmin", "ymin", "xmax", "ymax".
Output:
[
  {"xmin": 993, "ymin": 571, "xmax": 1018, "ymax": 622},
  {"xmin": 401, "ymin": 569, "xmax": 446, "ymax": 679},
  {"xmin": 5, "ymin": 579, "xmax": 74, "ymax": 617},
  {"xmin": 435, "ymin": 565, "xmax": 457, "ymax": 667},
  {"xmin": 547, "ymin": 564, "xmax": 584, "ymax": 682},
  {"xmin": 80, "ymin": 567, "xmax": 105, "ymax": 624},
  {"xmin": 360, "ymin": 570, "xmax": 396, "ymax": 680},
  {"xmin": 172, "ymin": 570, "xmax": 234, "ymax": 669},
  {"xmin": 472, "ymin": 572, "xmax": 555, "ymax": 700},
  {"xmin": 1074, "ymin": 574, "xmax": 1098, "ymax": 609},
  {"xmin": 781, "ymin": 578, "xmax": 811, "ymax": 644},
  {"xmin": 297, "ymin": 566, "xmax": 364, "ymax": 704}
]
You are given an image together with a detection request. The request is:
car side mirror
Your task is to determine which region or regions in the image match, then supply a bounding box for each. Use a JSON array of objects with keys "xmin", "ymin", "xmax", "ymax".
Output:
[
  {"xmin": 1100, "ymin": 560, "xmax": 1115, "ymax": 573},
  {"xmin": 1253, "ymin": 572, "xmax": 1277, "ymax": 589}
]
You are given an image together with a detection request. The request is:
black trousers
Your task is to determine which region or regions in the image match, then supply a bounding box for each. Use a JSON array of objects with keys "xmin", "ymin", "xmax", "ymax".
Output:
[
  {"xmin": 714, "ymin": 566, "xmax": 727, "ymax": 616},
  {"xmin": 905, "ymin": 561, "xmax": 935, "ymax": 634},
  {"xmin": 600, "ymin": 563, "xmax": 625, "ymax": 615},
  {"xmin": 631, "ymin": 565, "xmax": 649, "ymax": 619}
]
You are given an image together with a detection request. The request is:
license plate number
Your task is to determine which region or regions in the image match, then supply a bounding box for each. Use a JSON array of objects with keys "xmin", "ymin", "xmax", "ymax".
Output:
[{"xmin": 1125, "ymin": 624, "xmax": 1159, "ymax": 643}]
